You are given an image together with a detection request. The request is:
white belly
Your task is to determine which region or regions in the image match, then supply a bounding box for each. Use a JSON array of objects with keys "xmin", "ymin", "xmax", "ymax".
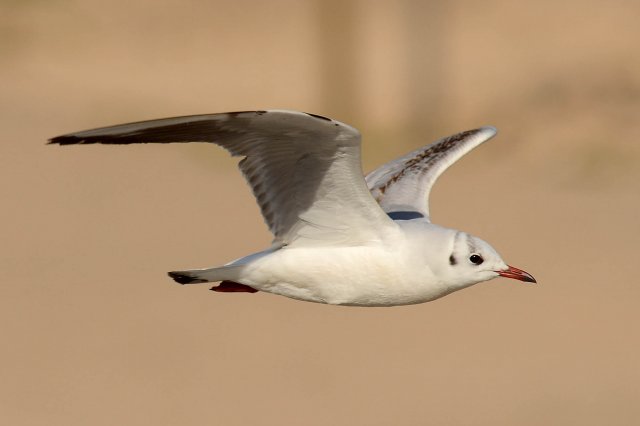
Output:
[{"xmin": 238, "ymin": 244, "xmax": 447, "ymax": 306}]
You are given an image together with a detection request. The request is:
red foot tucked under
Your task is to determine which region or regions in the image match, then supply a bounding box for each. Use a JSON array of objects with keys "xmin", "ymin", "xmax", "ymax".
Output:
[{"xmin": 211, "ymin": 281, "xmax": 258, "ymax": 293}]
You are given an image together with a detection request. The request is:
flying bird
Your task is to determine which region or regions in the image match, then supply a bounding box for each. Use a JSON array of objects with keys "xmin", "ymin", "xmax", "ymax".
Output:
[{"xmin": 50, "ymin": 110, "xmax": 535, "ymax": 306}]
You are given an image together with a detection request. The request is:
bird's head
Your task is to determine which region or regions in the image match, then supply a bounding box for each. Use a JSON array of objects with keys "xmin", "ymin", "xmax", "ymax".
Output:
[{"xmin": 435, "ymin": 230, "xmax": 536, "ymax": 292}]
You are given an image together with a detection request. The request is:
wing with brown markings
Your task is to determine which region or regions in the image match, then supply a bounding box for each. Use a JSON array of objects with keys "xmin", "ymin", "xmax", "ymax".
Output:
[{"xmin": 365, "ymin": 127, "xmax": 497, "ymax": 222}]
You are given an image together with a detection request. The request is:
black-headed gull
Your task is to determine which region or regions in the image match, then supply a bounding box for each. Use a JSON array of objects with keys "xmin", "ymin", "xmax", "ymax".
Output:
[{"xmin": 50, "ymin": 110, "xmax": 535, "ymax": 306}]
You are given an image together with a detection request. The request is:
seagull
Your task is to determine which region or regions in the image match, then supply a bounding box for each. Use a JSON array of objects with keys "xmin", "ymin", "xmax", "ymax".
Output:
[{"xmin": 49, "ymin": 110, "xmax": 535, "ymax": 306}]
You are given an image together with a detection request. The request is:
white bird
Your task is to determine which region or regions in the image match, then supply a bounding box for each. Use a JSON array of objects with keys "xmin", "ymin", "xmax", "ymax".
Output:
[{"xmin": 50, "ymin": 110, "xmax": 535, "ymax": 306}]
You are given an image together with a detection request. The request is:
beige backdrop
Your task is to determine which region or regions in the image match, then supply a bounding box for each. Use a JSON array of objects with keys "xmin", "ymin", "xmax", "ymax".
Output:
[{"xmin": 2, "ymin": 1, "xmax": 640, "ymax": 425}]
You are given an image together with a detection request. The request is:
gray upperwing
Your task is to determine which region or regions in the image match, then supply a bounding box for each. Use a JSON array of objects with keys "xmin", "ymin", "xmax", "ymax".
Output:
[{"xmin": 50, "ymin": 110, "xmax": 399, "ymax": 246}]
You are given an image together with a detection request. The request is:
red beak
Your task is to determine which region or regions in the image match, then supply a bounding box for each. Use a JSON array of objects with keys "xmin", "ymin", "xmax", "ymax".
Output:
[{"xmin": 497, "ymin": 265, "xmax": 536, "ymax": 283}]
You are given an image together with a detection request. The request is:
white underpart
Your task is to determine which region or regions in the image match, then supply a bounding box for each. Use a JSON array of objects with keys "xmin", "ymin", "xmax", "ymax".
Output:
[{"xmin": 233, "ymin": 229, "xmax": 445, "ymax": 306}]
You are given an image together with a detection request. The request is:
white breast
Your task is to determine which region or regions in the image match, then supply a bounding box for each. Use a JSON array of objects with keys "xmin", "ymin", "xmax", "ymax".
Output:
[{"xmin": 238, "ymin": 236, "xmax": 448, "ymax": 306}]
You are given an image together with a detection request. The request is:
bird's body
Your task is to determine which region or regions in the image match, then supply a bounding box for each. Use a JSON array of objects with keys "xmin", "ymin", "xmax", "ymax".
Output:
[
  {"xmin": 50, "ymin": 110, "xmax": 535, "ymax": 306},
  {"xmin": 228, "ymin": 222, "xmax": 451, "ymax": 306}
]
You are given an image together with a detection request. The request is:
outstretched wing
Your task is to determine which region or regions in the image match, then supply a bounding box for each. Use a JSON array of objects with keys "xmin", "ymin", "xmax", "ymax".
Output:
[
  {"xmin": 50, "ymin": 110, "xmax": 399, "ymax": 247},
  {"xmin": 365, "ymin": 126, "xmax": 497, "ymax": 222}
]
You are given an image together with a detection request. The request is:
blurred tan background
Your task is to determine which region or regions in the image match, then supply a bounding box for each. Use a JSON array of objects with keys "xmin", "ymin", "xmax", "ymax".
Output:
[{"xmin": 2, "ymin": 0, "xmax": 640, "ymax": 425}]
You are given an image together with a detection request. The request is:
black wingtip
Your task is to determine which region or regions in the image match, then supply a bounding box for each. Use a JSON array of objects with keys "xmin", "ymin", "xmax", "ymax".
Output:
[
  {"xmin": 48, "ymin": 135, "xmax": 83, "ymax": 145},
  {"xmin": 168, "ymin": 271, "xmax": 208, "ymax": 285},
  {"xmin": 304, "ymin": 112, "xmax": 332, "ymax": 122}
]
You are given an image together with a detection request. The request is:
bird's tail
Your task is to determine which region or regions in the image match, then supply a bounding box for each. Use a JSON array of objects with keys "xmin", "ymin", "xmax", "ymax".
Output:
[
  {"xmin": 168, "ymin": 265, "xmax": 240, "ymax": 284},
  {"xmin": 168, "ymin": 247, "xmax": 278, "ymax": 286}
]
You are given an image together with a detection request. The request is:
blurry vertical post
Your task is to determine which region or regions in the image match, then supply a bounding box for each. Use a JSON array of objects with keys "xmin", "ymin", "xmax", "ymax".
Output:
[
  {"xmin": 315, "ymin": 0, "xmax": 361, "ymax": 123},
  {"xmin": 403, "ymin": 0, "xmax": 449, "ymax": 140}
]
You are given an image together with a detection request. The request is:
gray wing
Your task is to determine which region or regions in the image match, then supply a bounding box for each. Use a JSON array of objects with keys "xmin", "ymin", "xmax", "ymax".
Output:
[
  {"xmin": 365, "ymin": 126, "xmax": 497, "ymax": 222},
  {"xmin": 50, "ymin": 110, "xmax": 399, "ymax": 247}
]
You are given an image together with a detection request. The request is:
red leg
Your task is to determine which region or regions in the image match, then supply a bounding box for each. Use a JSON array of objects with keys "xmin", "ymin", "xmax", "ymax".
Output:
[{"xmin": 210, "ymin": 281, "xmax": 258, "ymax": 293}]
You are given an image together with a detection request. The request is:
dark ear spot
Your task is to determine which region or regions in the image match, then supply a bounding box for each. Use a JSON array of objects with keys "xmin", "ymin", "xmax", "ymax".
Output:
[{"xmin": 449, "ymin": 254, "xmax": 457, "ymax": 265}]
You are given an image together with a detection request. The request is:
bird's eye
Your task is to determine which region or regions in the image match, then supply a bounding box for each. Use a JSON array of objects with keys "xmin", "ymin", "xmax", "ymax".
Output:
[{"xmin": 469, "ymin": 254, "xmax": 484, "ymax": 265}]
